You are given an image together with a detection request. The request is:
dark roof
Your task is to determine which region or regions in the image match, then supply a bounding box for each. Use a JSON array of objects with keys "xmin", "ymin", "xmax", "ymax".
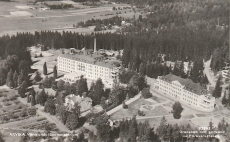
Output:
[{"xmin": 160, "ymin": 73, "xmax": 208, "ymax": 95}]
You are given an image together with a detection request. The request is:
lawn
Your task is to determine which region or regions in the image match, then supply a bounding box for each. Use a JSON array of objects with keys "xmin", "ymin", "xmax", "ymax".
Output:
[
  {"xmin": 151, "ymin": 95, "xmax": 166, "ymax": 103},
  {"xmin": 144, "ymin": 106, "xmax": 169, "ymax": 116},
  {"xmin": 110, "ymin": 98, "xmax": 166, "ymax": 120}
]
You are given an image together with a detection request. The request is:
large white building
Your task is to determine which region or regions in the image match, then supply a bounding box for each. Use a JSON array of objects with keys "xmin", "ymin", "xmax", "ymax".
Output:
[
  {"xmin": 57, "ymin": 39, "xmax": 120, "ymax": 86},
  {"xmin": 154, "ymin": 74, "xmax": 215, "ymax": 112}
]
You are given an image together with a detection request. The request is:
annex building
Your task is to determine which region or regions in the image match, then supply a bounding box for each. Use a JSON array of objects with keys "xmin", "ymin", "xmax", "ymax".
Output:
[
  {"xmin": 154, "ymin": 73, "xmax": 215, "ymax": 112},
  {"xmin": 57, "ymin": 39, "xmax": 120, "ymax": 86}
]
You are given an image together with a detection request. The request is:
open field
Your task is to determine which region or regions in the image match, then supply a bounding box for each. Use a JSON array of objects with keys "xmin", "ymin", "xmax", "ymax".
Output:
[{"xmin": 0, "ymin": 1, "xmax": 139, "ymax": 36}]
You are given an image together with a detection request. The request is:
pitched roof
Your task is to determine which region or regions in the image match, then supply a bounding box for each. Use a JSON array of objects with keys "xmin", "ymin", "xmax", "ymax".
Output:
[{"xmin": 160, "ymin": 73, "xmax": 208, "ymax": 95}]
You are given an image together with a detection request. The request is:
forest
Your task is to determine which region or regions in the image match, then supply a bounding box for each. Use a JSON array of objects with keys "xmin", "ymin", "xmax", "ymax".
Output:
[{"xmin": 43, "ymin": 3, "xmax": 74, "ymax": 9}]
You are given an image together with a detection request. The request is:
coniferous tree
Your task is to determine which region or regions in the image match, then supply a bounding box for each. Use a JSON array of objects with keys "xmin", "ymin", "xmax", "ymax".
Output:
[
  {"xmin": 31, "ymin": 95, "xmax": 36, "ymax": 106},
  {"xmin": 13, "ymin": 71, "xmax": 18, "ymax": 88},
  {"xmin": 157, "ymin": 116, "xmax": 168, "ymax": 142},
  {"xmin": 27, "ymin": 93, "xmax": 30, "ymax": 103},
  {"xmin": 139, "ymin": 62, "xmax": 146, "ymax": 76},
  {"xmin": 20, "ymin": 81, "xmax": 27, "ymax": 98},
  {"xmin": 128, "ymin": 116, "xmax": 138, "ymax": 142},
  {"xmin": 6, "ymin": 69, "xmax": 13, "ymax": 88},
  {"xmin": 53, "ymin": 65, "xmax": 57, "ymax": 78},
  {"xmin": 222, "ymin": 91, "xmax": 228, "ymax": 106},
  {"xmin": 172, "ymin": 124, "xmax": 180, "ymax": 142},
  {"xmin": 213, "ymin": 75, "xmax": 222, "ymax": 98},
  {"xmin": 43, "ymin": 62, "xmax": 47, "ymax": 75},
  {"xmin": 17, "ymin": 71, "xmax": 24, "ymax": 87},
  {"xmin": 39, "ymin": 88, "xmax": 47, "ymax": 106}
]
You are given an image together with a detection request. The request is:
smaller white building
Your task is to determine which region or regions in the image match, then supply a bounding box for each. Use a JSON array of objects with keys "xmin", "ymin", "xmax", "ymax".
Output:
[
  {"xmin": 154, "ymin": 74, "xmax": 215, "ymax": 112},
  {"xmin": 64, "ymin": 94, "xmax": 92, "ymax": 112},
  {"xmin": 165, "ymin": 61, "xmax": 193, "ymax": 73}
]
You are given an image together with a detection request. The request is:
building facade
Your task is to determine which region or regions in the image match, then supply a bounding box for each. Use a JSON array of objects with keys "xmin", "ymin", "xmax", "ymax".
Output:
[
  {"xmin": 57, "ymin": 48, "xmax": 120, "ymax": 86},
  {"xmin": 154, "ymin": 74, "xmax": 215, "ymax": 112}
]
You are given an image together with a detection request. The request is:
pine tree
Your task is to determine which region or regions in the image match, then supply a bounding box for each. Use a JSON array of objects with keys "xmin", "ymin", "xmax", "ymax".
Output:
[
  {"xmin": 43, "ymin": 62, "xmax": 47, "ymax": 75},
  {"xmin": 128, "ymin": 116, "xmax": 138, "ymax": 142},
  {"xmin": 139, "ymin": 62, "xmax": 146, "ymax": 76},
  {"xmin": 213, "ymin": 75, "xmax": 222, "ymax": 98},
  {"xmin": 17, "ymin": 71, "xmax": 24, "ymax": 87},
  {"xmin": 13, "ymin": 71, "xmax": 18, "ymax": 88},
  {"xmin": 31, "ymin": 95, "xmax": 36, "ymax": 106},
  {"xmin": 39, "ymin": 88, "xmax": 47, "ymax": 106},
  {"xmin": 53, "ymin": 65, "xmax": 57, "ymax": 78},
  {"xmin": 6, "ymin": 69, "xmax": 13, "ymax": 88},
  {"xmin": 27, "ymin": 94, "xmax": 30, "ymax": 103},
  {"xmin": 20, "ymin": 81, "xmax": 27, "ymax": 98},
  {"xmin": 222, "ymin": 91, "xmax": 228, "ymax": 106},
  {"xmin": 157, "ymin": 116, "xmax": 168, "ymax": 142}
]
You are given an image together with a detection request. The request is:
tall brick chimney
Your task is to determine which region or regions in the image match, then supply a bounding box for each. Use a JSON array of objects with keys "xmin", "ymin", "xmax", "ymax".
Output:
[{"xmin": 94, "ymin": 38, "xmax": 96, "ymax": 53}]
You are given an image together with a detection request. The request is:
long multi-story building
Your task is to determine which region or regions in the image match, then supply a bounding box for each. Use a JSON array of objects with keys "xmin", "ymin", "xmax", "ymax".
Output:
[
  {"xmin": 57, "ymin": 39, "xmax": 120, "ymax": 86},
  {"xmin": 154, "ymin": 73, "xmax": 215, "ymax": 112}
]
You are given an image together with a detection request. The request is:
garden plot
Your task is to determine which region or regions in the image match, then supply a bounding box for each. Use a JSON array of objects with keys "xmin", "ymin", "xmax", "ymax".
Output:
[
  {"xmin": 0, "ymin": 115, "xmax": 58, "ymax": 131},
  {"xmin": 10, "ymin": 11, "xmax": 32, "ymax": 17}
]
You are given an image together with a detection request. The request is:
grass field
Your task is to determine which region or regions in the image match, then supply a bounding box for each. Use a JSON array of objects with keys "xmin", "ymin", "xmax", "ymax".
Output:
[{"xmin": 0, "ymin": 1, "xmax": 139, "ymax": 36}]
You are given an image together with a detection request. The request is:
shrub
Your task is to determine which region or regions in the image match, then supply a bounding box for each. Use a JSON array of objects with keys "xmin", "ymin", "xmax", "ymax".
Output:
[
  {"xmin": 122, "ymin": 101, "xmax": 128, "ymax": 109},
  {"xmin": 2, "ymin": 98, "xmax": 9, "ymax": 102},
  {"xmin": 14, "ymin": 100, "xmax": 20, "ymax": 104},
  {"xmin": 1, "ymin": 116, "xmax": 9, "ymax": 122},
  {"xmin": 19, "ymin": 109, "xmax": 28, "ymax": 117},
  {"xmin": 27, "ymin": 107, "xmax": 37, "ymax": 116},
  {"xmin": 138, "ymin": 110, "xmax": 145, "ymax": 116},
  {"xmin": 4, "ymin": 102, "xmax": 12, "ymax": 106},
  {"xmin": 9, "ymin": 95, "xmax": 17, "ymax": 101}
]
